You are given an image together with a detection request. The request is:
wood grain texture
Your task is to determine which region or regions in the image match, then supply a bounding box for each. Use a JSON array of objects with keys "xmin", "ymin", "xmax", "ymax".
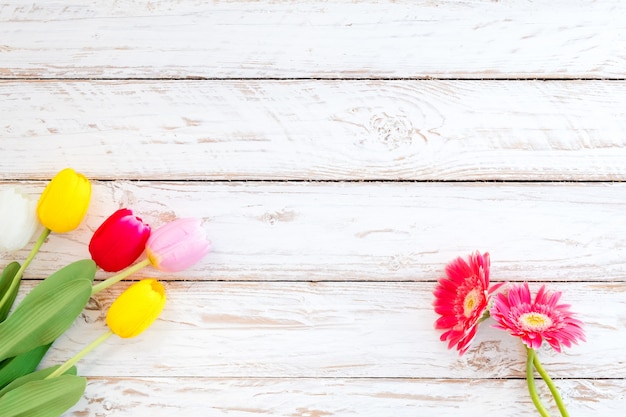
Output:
[
  {"xmin": 67, "ymin": 377, "xmax": 626, "ymax": 416},
  {"xmin": 1, "ymin": 1, "xmax": 624, "ymax": 79},
  {"xmin": 32, "ymin": 281, "xmax": 619, "ymax": 379},
  {"xmin": 1, "ymin": 80, "xmax": 626, "ymax": 181},
  {"xmin": 3, "ymin": 181, "xmax": 626, "ymax": 282},
  {"xmin": 2, "ymin": 1, "xmax": 623, "ymax": 415}
]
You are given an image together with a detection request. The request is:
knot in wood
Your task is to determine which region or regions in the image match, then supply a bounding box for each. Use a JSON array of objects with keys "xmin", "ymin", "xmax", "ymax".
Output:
[{"xmin": 369, "ymin": 113, "xmax": 413, "ymax": 148}]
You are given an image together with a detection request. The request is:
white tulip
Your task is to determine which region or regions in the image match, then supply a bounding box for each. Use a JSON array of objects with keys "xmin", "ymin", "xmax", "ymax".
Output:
[{"xmin": 0, "ymin": 187, "xmax": 39, "ymax": 252}]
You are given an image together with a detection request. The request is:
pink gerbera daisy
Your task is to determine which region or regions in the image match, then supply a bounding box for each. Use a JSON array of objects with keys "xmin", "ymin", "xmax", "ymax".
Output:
[
  {"xmin": 433, "ymin": 251, "xmax": 505, "ymax": 355},
  {"xmin": 490, "ymin": 282, "xmax": 585, "ymax": 352}
]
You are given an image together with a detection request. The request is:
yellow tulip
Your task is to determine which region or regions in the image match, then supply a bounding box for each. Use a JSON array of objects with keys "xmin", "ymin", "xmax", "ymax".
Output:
[
  {"xmin": 45, "ymin": 279, "xmax": 166, "ymax": 381},
  {"xmin": 36, "ymin": 168, "xmax": 91, "ymax": 233},
  {"xmin": 106, "ymin": 279, "xmax": 166, "ymax": 338}
]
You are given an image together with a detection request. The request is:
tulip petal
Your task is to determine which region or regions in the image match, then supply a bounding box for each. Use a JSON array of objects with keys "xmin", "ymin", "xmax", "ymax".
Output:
[
  {"xmin": 106, "ymin": 279, "xmax": 166, "ymax": 338},
  {"xmin": 89, "ymin": 208, "xmax": 151, "ymax": 272},
  {"xmin": 146, "ymin": 218, "xmax": 211, "ymax": 272},
  {"xmin": 0, "ymin": 188, "xmax": 38, "ymax": 252},
  {"xmin": 36, "ymin": 168, "xmax": 91, "ymax": 233}
]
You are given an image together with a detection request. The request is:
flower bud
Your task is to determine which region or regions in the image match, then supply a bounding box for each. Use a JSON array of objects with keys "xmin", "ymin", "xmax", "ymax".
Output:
[
  {"xmin": 89, "ymin": 209, "xmax": 151, "ymax": 272},
  {"xmin": 145, "ymin": 218, "xmax": 211, "ymax": 272},
  {"xmin": 36, "ymin": 168, "xmax": 91, "ymax": 233},
  {"xmin": 106, "ymin": 279, "xmax": 166, "ymax": 338},
  {"xmin": 0, "ymin": 188, "xmax": 38, "ymax": 252}
]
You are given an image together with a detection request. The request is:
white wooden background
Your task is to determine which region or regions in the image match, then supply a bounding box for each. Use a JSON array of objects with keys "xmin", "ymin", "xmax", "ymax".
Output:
[{"xmin": 1, "ymin": 1, "xmax": 626, "ymax": 415}]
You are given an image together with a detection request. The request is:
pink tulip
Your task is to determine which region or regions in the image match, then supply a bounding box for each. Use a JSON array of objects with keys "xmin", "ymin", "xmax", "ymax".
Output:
[
  {"xmin": 89, "ymin": 209, "xmax": 151, "ymax": 272},
  {"xmin": 145, "ymin": 218, "xmax": 211, "ymax": 272}
]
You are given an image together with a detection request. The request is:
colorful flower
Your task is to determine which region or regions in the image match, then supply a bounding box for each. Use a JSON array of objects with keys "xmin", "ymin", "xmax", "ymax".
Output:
[
  {"xmin": 433, "ymin": 251, "xmax": 504, "ymax": 354},
  {"xmin": 0, "ymin": 188, "xmax": 38, "ymax": 252},
  {"xmin": 145, "ymin": 218, "xmax": 211, "ymax": 272},
  {"xmin": 490, "ymin": 282, "xmax": 585, "ymax": 352},
  {"xmin": 89, "ymin": 208, "xmax": 151, "ymax": 272},
  {"xmin": 106, "ymin": 279, "xmax": 166, "ymax": 338},
  {"xmin": 36, "ymin": 168, "xmax": 91, "ymax": 233},
  {"xmin": 42, "ymin": 280, "xmax": 166, "ymax": 382}
]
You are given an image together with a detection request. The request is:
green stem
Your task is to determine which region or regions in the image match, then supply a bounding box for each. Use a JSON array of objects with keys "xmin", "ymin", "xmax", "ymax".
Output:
[
  {"xmin": 0, "ymin": 228, "xmax": 50, "ymax": 309},
  {"xmin": 91, "ymin": 258, "xmax": 151, "ymax": 295},
  {"xmin": 533, "ymin": 350, "xmax": 570, "ymax": 417},
  {"xmin": 45, "ymin": 330, "xmax": 113, "ymax": 379},
  {"xmin": 526, "ymin": 347, "xmax": 552, "ymax": 417},
  {"xmin": 478, "ymin": 309, "xmax": 491, "ymax": 323}
]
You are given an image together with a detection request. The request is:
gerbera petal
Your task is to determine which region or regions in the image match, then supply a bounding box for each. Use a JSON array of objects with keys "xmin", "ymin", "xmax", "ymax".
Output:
[
  {"xmin": 433, "ymin": 251, "xmax": 495, "ymax": 355},
  {"xmin": 479, "ymin": 252, "xmax": 490, "ymax": 282},
  {"xmin": 445, "ymin": 258, "xmax": 474, "ymax": 283},
  {"xmin": 488, "ymin": 281, "xmax": 506, "ymax": 294},
  {"xmin": 435, "ymin": 316, "xmax": 459, "ymax": 329},
  {"xmin": 547, "ymin": 338, "xmax": 563, "ymax": 352},
  {"xmin": 507, "ymin": 286, "xmax": 521, "ymax": 308},
  {"xmin": 490, "ymin": 282, "xmax": 585, "ymax": 352},
  {"xmin": 519, "ymin": 282, "xmax": 533, "ymax": 304}
]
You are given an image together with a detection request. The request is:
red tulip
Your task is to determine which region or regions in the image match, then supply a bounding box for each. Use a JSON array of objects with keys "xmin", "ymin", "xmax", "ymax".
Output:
[{"xmin": 88, "ymin": 209, "xmax": 151, "ymax": 272}]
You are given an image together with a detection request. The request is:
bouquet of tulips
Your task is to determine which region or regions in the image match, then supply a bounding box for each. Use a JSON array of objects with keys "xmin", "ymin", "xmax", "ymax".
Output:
[
  {"xmin": 433, "ymin": 251, "xmax": 585, "ymax": 417},
  {"xmin": 0, "ymin": 168, "xmax": 211, "ymax": 416}
]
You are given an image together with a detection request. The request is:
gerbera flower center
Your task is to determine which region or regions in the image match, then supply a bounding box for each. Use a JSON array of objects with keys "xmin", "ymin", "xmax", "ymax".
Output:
[
  {"xmin": 463, "ymin": 289, "xmax": 481, "ymax": 318},
  {"xmin": 518, "ymin": 312, "xmax": 553, "ymax": 332}
]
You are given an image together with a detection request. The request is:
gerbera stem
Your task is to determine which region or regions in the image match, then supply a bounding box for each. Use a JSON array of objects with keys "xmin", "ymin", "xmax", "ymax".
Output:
[
  {"xmin": 533, "ymin": 350, "xmax": 570, "ymax": 417},
  {"xmin": 478, "ymin": 309, "xmax": 491, "ymax": 323},
  {"xmin": 91, "ymin": 258, "xmax": 151, "ymax": 295},
  {"xmin": 526, "ymin": 347, "xmax": 552, "ymax": 417}
]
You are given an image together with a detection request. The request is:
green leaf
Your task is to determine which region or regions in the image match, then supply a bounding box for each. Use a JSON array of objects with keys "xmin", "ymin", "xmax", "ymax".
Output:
[
  {"xmin": 0, "ymin": 343, "xmax": 52, "ymax": 389},
  {"xmin": 0, "ymin": 259, "xmax": 96, "ymax": 362},
  {"xmin": 0, "ymin": 279, "xmax": 93, "ymax": 362},
  {"xmin": 0, "ymin": 364, "xmax": 77, "ymax": 398},
  {"xmin": 0, "ymin": 262, "xmax": 21, "ymax": 322},
  {"xmin": 20, "ymin": 259, "xmax": 96, "ymax": 302},
  {"xmin": 0, "ymin": 374, "xmax": 86, "ymax": 417}
]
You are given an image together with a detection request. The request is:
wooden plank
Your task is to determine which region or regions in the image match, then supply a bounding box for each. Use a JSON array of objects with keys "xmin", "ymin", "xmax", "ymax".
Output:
[
  {"xmin": 1, "ymin": 80, "xmax": 626, "ymax": 181},
  {"xmin": 34, "ymin": 281, "xmax": 622, "ymax": 379},
  {"xmin": 1, "ymin": 1, "xmax": 624, "ymax": 79},
  {"xmin": 68, "ymin": 377, "xmax": 626, "ymax": 416},
  {"xmin": 3, "ymin": 181, "xmax": 626, "ymax": 282}
]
